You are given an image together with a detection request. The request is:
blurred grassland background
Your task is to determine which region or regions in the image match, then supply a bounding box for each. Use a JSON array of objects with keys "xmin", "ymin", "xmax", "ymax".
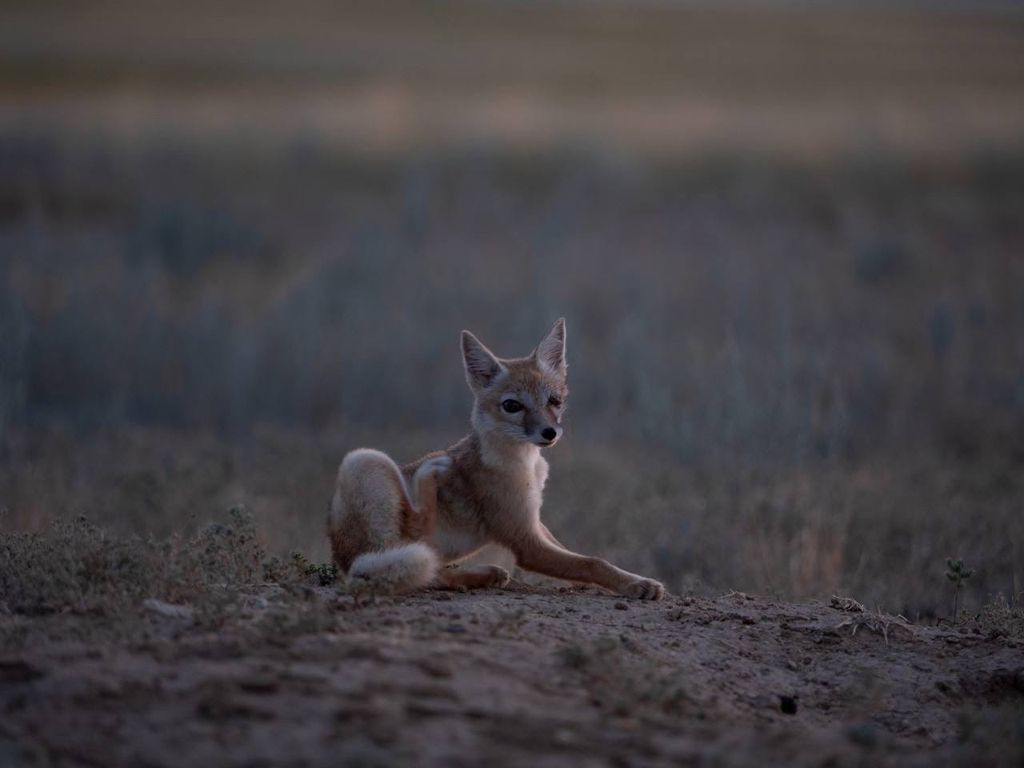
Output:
[{"xmin": 1, "ymin": 0, "xmax": 1023, "ymax": 618}]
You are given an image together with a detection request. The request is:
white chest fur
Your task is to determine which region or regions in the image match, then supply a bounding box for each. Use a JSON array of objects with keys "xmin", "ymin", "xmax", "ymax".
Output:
[
  {"xmin": 433, "ymin": 440, "xmax": 551, "ymax": 562},
  {"xmin": 487, "ymin": 443, "xmax": 546, "ymax": 511}
]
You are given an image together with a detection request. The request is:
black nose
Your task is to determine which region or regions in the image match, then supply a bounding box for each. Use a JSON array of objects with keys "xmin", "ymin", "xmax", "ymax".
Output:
[{"xmin": 541, "ymin": 427, "xmax": 557, "ymax": 441}]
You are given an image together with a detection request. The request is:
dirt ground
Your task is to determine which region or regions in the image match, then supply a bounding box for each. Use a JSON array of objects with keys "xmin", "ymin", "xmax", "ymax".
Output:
[{"xmin": 1, "ymin": 582, "xmax": 1022, "ymax": 767}]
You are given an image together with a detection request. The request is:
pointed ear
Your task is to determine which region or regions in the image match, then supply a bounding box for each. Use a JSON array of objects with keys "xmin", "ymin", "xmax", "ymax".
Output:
[
  {"xmin": 461, "ymin": 330, "xmax": 505, "ymax": 390},
  {"xmin": 534, "ymin": 318, "xmax": 567, "ymax": 376}
]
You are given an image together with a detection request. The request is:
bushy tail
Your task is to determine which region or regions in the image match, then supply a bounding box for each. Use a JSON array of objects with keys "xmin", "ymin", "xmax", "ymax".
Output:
[{"xmin": 347, "ymin": 542, "xmax": 440, "ymax": 594}]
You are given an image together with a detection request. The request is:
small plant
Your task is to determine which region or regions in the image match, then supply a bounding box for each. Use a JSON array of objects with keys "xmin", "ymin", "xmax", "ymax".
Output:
[
  {"xmin": 977, "ymin": 593, "xmax": 1024, "ymax": 639},
  {"xmin": 288, "ymin": 551, "xmax": 338, "ymax": 586},
  {"xmin": 310, "ymin": 562, "xmax": 339, "ymax": 586},
  {"xmin": 945, "ymin": 558, "xmax": 974, "ymax": 624}
]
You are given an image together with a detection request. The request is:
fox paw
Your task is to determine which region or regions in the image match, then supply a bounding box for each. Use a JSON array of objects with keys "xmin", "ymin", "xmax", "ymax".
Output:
[
  {"xmin": 623, "ymin": 577, "xmax": 665, "ymax": 600},
  {"xmin": 419, "ymin": 455, "xmax": 453, "ymax": 478},
  {"xmin": 484, "ymin": 565, "xmax": 511, "ymax": 588},
  {"xmin": 439, "ymin": 564, "xmax": 510, "ymax": 590}
]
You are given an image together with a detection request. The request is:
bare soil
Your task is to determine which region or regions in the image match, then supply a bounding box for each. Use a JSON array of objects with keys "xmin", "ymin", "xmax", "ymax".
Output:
[{"xmin": 2, "ymin": 583, "xmax": 1022, "ymax": 767}]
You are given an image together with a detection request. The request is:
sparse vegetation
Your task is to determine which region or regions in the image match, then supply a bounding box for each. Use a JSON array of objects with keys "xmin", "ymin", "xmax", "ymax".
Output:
[
  {"xmin": 3, "ymin": 428, "xmax": 1018, "ymax": 619},
  {"xmin": 946, "ymin": 558, "xmax": 976, "ymax": 624},
  {"xmin": 977, "ymin": 593, "xmax": 1024, "ymax": 639},
  {"xmin": 0, "ymin": 507, "xmax": 326, "ymax": 624},
  {"xmin": 287, "ymin": 551, "xmax": 340, "ymax": 587}
]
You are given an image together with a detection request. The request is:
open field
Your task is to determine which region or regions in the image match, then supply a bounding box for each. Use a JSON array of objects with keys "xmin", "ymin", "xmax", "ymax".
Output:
[
  {"xmin": 2, "ymin": 136, "xmax": 1021, "ymax": 619},
  {"xmin": 1, "ymin": 1, "xmax": 1023, "ymax": 764},
  {"xmin": 2, "ymin": 426, "xmax": 1022, "ymax": 621}
]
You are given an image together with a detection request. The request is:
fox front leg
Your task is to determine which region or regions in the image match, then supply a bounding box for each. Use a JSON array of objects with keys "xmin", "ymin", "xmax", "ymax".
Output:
[{"xmin": 508, "ymin": 532, "xmax": 665, "ymax": 600}]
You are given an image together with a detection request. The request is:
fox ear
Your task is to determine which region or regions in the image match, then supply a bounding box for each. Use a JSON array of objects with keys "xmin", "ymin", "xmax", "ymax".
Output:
[
  {"xmin": 535, "ymin": 317, "xmax": 567, "ymax": 376},
  {"xmin": 461, "ymin": 330, "xmax": 504, "ymax": 390}
]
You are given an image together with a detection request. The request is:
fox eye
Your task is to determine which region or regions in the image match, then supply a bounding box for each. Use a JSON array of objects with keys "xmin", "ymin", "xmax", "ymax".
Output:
[
  {"xmin": 501, "ymin": 399, "xmax": 524, "ymax": 414},
  {"xmin": 548, "ymin": 396, "xmax": 562, "ymax": 408}
]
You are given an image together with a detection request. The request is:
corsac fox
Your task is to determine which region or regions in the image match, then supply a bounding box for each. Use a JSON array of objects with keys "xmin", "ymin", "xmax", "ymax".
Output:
[{"xmin": 326, "ymin": 318, "xmax": 665, "ymax": 600}]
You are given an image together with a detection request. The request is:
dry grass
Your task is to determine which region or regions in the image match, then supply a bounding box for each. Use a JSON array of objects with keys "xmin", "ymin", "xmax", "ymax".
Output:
[
  {"xmin": 835, "ymin": 610, "xmax": 914, "ymax": 646},
  {"xmin": 0, "ymin": 507, "xmax": 267, "ymax": 617},
  {"xmin": 1, "ymin": 2, "xmax": 1022, "ymax": 626},
  {"xmin": 976, "ymin": 593, "xmax": 1024, "ymax": 639},
  {"xmin": 2, "ymin": 427, "xmax": 1020, "ymax": 622},
  {"xmin": 0, "ymin": 506, "xmax": 350, "ymax": 654}
]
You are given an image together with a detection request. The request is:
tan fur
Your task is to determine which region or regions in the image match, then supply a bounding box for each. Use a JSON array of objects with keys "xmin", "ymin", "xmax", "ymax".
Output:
[
  {"xmin": 437, "ymin": 564, "xmax": 511, "ymax": 590},
  {"xmin": 328, "ymin": 449, "xmax": 446, "ymax": 591},
  {"xmin": 327, "ymin": 319, "xmax": 665, "ymax": 600}
]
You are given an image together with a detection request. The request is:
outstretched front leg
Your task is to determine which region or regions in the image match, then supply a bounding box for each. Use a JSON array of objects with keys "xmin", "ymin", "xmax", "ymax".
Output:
[{"xmin": 504, "ymin": 530, "xmax": 665, "ymax": 600}]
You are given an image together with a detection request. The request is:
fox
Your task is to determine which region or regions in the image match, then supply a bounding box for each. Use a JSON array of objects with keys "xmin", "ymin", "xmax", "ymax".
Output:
[{"xmin": 326, "ymin": 318, "xmax": 665, "ymax": 600}]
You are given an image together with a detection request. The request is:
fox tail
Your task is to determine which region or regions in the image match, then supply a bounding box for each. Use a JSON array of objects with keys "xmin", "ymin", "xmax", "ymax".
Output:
[{"xmin": 347, "ymin": 542, "xmax": 440, "ymax": 594}]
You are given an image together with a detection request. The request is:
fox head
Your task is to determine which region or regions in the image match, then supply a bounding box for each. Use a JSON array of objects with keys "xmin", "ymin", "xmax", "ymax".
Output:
[{"xmin": 461, "ymin": 318, "xmax": 569, "ymax": 448}]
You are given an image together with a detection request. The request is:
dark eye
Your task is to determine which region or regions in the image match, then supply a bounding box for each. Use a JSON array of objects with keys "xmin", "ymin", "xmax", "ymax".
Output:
[
  {"xmin": 548, "ymin": 396, "xmax": 562, "ymax": 408},
  {"xmin": 501, "ymin": 399, "xmax": 524, "ymax": 413}
]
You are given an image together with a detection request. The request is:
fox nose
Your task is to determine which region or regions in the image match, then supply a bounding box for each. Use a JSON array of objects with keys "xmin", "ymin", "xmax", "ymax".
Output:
[{"xmin": 541, "ymin": 427, "xmax": 557, "ymax": 441}]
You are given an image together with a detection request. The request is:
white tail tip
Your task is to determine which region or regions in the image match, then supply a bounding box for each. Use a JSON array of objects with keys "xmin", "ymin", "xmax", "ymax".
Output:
[{"xmin": 348, "ymin": 542, "xmax": 440, "ymax": 595}]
